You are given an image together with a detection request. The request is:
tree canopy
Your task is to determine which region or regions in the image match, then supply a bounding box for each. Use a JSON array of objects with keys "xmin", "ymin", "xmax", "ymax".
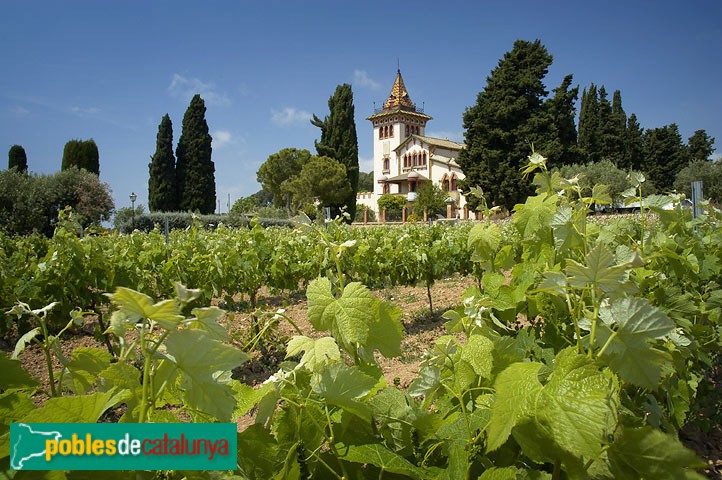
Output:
[
  {"xmin": 61, "ymin": 139, "xmax": 100, "ymax": 175},
  {"xmin": 311, "ymin": 83, "xmax": 359, "ymax": 221},
  {"xmin": 287, "ymin": 156, "xmax": 351, "ymax": 214},
  {"xmin": 457, "ymin": 39, "xmax": 556, "ymax": 211},
  {"xmin": 687, "ymin": 129, "xmax": 715, "ymax": 162},
  {"xmin": 176, "ymin": 94, "xmax": 215, "ymax": 214},
  {"xmin": 148, "ymin": 114, "xmax": 178, "ymax": 212},
  {"xmin": 8, "ymin": 145, "xmax": 28, "ymax": 173},
  {"xmin": 257, "ymin": 148, "xmax": 311, "ymax": 214}
]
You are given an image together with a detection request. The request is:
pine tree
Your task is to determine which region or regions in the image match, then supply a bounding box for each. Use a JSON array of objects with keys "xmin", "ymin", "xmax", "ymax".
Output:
[
  {"xmin": 61, "ymin": 139, "xmax": 100, "ymax": 175},
  {"xmin": 624, "ymin": 113, "xmax": 644, "ymax": 170},
  {"xmin": 8, "ymin": 145, "xmax": 28, "ymax": 173},
  {"xmin": 457, "ymin": 39, "xmax": 554, "ymax": 211},
  {"xmin": 148, "ymin": 114, "xmax": 178, "ymax": 212},
  {"xmin": 687, "ymin": 129, "xmax": 715, "ymax": 162},
  {"xmin": 310, "ymin": 83, "xmax": 359, "ymax": 221},
  {"xmin": 643, "ymin": 124, "xmax": 687, "ymax": 191},
  {"xmin": 176, "ymin": 94, "xmax": 215, "ymax": 213}
]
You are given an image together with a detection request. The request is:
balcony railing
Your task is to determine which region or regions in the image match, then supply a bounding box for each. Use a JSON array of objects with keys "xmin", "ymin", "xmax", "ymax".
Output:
[{"xmin": 373, "ymin": 105, "xmax": 424, "ymax": 115}]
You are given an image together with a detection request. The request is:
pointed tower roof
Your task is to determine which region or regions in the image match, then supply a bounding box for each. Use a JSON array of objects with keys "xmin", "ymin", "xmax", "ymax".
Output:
[{"xmin": 383, "ymin": 69, "xmax": 416, "ymax": 110}]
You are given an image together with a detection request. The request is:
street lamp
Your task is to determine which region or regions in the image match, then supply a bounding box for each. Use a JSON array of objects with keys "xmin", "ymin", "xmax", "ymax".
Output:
[{"xmin": 129, "ymin": 192, "xmax": 137, "ymax": 231}]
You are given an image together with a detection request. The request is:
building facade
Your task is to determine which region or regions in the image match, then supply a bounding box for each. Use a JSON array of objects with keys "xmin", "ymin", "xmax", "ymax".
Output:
[{"xmin": 356, "ymin": 70, "xmax": 468, "ymax": 219}]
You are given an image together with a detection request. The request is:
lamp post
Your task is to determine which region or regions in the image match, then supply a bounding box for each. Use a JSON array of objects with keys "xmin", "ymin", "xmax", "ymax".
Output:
[{"xmin": 129, "ymin": 192, "xmax": 137, "ymax": 231}]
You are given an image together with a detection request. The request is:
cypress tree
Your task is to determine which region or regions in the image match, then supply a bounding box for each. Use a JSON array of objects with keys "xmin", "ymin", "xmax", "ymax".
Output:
[
  {"xmin": 61, "ymin": 139, "xmax": 100, "ymax": 175},
  {"xmin": 642, "ymin": 124, "xmax": 687, "ymax": 191},
  {"xmin": 542, "ymin": 74, "xmax": 581, "ymax": 166},
  {"xmin": 148, "ymin": 114, "xmax": 178, "ymax": 212},
  {"xmin": 457, "ymin": 39, "xmax": 553, "ymax": 211},
  {"xmin": 176, "ymin": 94, "xmax": 215, "ymax": 213},
  {"xmin": 624, "ymin": 113, "xmax": 644, "ymax": 171},
  {"xmin": 578, "ymin": 84, "xmax": 599, "ymax": 162},
  {"xmin": 687, "ymin": 129, "xmax": 715, "ymax": 162},
  {"xmin": 8, "ymin": 145, "xmax": 28, "ymax": 173},
  {"xmin": 310, "ymin": 83, "xmax": 359, "ymax": 221}
]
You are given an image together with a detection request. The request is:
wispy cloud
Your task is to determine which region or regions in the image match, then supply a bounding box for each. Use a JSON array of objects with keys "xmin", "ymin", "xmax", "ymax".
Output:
[
  {"xmin": 212, "ymin": 130, "xmax": 235, "ymax": 149},
  {"xmin": 353, "ymin": 69, "xmax": 381, "ymax": 89},
  {"xmin": 10, "ymin": 106, "xmax": 30, "ymax": 116},
  {"xmin": 71, "ymin": 106, "xmax": 101, "ymax": 116},
  {"xmin": 168, "ymin": 74, "xmax": 231, "ymax": 107},
  {"xmin": 271, "ymin": 107, "xmax": 311, "ymax": 126}
]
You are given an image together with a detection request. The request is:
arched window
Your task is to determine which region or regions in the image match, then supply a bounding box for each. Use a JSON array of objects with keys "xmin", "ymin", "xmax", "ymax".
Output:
[
  {"xmin": 450, "ymin": 174, "xmax": 458, "ymax": 191},
  {"xmin": 383, "ymin": 183, "xmax": 390, "ymax": 194},
  {"xmin": 383, "ymin": 158, "xmax": 389, "ymax": 171},
  {"xmin": 379, "ymin": 128, "xmax": 383, "ymax": 139},
  {"xmin": 389, "ymin": 125, "xmax": 393, "ymax": 137},
  {"xmin": 405, "ymin": 124, "xmax": 410, "ymax": 137},
  {"xmin": 413, "ymin": 153, "xmax": 417, "ymax": 166},
  {"xmin": 441, "ymin": 175, "xmax": 449, "ymax": 191},
  {"xmin": 422, "ymin": 152, "xmax": 427, "ymax": 165}
]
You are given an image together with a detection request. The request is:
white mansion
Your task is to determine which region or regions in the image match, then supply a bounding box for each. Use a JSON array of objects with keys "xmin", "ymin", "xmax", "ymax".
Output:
[{"xmin": 356, "ymin": 70, "xmax": 468, "ymax": 219}]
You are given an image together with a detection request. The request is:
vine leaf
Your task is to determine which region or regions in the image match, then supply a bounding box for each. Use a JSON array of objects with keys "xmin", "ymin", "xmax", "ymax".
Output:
[
  {"xmin": 286, "ymin": 336, "xmax": 340, "ymax": 372},
  {"xmin": 21, "ymin": 390, "xmax": 126, "ymax": 423},
  {"xmin": 312, "ymin": 363, "xmax": 376, "ymax": 420},
  {"xmin": 336, "ymin": 442, "xmax": 427, "ymax": 479},
  {"xmin": 565, "ymin": 243, "xmax": 631, "ymax": 296},
  {"xmin": 0, "ymin": 351, "xmax": 38, "ymax": 390},
  {"xmin": 607, "ymin": 426, "xmax": 705, "ymax": 479},
  {"xmin": 165, "ymin": 329, "xmax": 248, "ymax": 421},
  {"xmin": 596, "ymin": 297, "xmax": 675, "ymax": 389},
  {"xmin": 487, "ymin": 361, "xmax": 543, "ymax": 451}
]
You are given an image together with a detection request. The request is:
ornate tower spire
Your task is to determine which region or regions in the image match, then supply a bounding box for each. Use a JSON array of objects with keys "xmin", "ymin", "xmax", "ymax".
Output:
[{"xmin": 383, "ymin": 69, "xmax": 416, "ymax": 111}]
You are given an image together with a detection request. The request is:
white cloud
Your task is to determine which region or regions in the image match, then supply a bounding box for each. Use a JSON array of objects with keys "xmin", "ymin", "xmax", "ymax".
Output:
[
  {"xmin": 358, "ymin": 155, "xmax": 374, "ymax": 172},
  {"xmin": 70, "ymin": 106, "xmax": 100, "ymax": 116},
  {"xmin": 168, "ymin": 74, "xmax": 231, "ymax": 107},
  {"xmin": 353, "ymin": 69, "xmax": 381, "ymax": 89},
  {"xmin": 212, "ymin": 130, "xmax": 234, "ymax": 149},
  {"xmin": 10, "ymin": 106, "xmax": 30, "ymax": 116},
  {"xmin": 271, "ymin": 107, "xmax": 312, "ymax": 126},
  {"xmin": 426, "ymin": 130, "xmax": 464, "ymax": 143}
]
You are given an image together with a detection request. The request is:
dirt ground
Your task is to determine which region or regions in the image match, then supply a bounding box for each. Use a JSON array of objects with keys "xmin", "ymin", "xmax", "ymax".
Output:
[{"xmin": 5, "ymin": 275, "xmax": 721, "ymax": 478}]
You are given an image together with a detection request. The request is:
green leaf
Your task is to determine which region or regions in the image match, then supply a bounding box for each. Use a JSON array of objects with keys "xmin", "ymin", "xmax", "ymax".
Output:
[
  {"xmin": 236, "ymin": 425, "xmax": 279, "ymax": 480},
  {"xmin": 513, "ymin": 193, "xmax": 558, "ymax": 240},
  {"xmin": 468, "ymin": 223, "xmax": 502, "ymax": 261},
  {"xmin": 307, "ymin": 277, "xmax": 337, "ymax": 331},
  {"xmin": 478, "ymin": 467, "xmax": 523, "ymax": 480},
  {"xmin": 108, "ymin": 287, "xmax": 155, "ymax": 322},
  {"xmin": 597, "ymin": 297, "xmax": 675, "ymax": 389},
  {"xmin": 165, "ymin": 329, "xmax": 249, "ymax": 421},
  {"xmin": 366, "ymin": 300, "xmax": 403, "ymax": 359},
  {"xmin": 336, "ymin": 443, "xmax": 426, "ymax": 479},
  {"xmin": 12, "ymin": 327, "xmax": 41, "ymax": 359},
  {"xmin": 61, "ymin": 347, "xmax": 112, "ymax": 394},
  {"xmin": 232, "ymin": 382, "xmax": 275, "ymax": 419},
  {"xmin": 460, "ymin": 335, "xmax": 494, "ymax": 378},
  {"xmin": 534, "ymin": 348, "xmax": 618, "ymax": 460},
  {"xmin": 96, "ymin": 362, "xmax": 142, "ymax": 422},
  {"xmin": 487, "ymin": 361, "xmax": 543, "ymax": 451},
  {"xmin": 607, "ymin": 426, "xmax": 705, "ymax": 480},
  {"xmin": 22, "ymin": 390, "xmax": 125, "ymax": 423},
  {"xmin": 565, "ymin": 243, "xmax": 631, "ymax": 296},
  {"xmin": 147, "ymin": 299, "xmax": 183, "ymax": 329},
  {"xmin": 187, "ymin": 307, "xmax": 229, "ymax": 341},
  {"xmin": 312, "ymin": 363, "xmax": 376, "ymax": 420},
  {"xmin": 286, "ymin": 336, "xmax": 340, "ymax": 372},
  {"xmin": 0, "ymin": 351, "xmax": 38, "ymax": 390}
]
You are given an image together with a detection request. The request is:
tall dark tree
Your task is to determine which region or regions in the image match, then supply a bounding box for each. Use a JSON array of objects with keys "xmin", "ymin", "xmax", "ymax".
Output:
[
  {"xmin": 61, "ymin": 139, "xmax": 100, "ymax": 175},
  {"xmin": 606, "ymin": 90, "xmax": 628, "ymax": 165},
  {"xmin": 624, "ymin": 113, "xmax": 644, "ymax": 170},
  {"xmin": 8, "ymin": 145, "xmax": 28, "ymax": 173},
  {"xmin": 687, "ymin": 129, "xmax": 715, "ymax": 162},
  {"xmin": 457, "ymin": 39, "xmax": 553, "ymax": 210},
  {"xmin": 541, "ymin": 74, "xmax": 581, "ymax": 166},
  {"xmin": 311, "ymin": 83, "xmax": 359, "ymax": 221},
  {"xmin": 578, "ymin": 84, "xmax": 599, "ymax": 162},
  {"xmin": 642, "ymin": 124, "xmax": 687, "ymax": 191},
  {"xmin": 148, "ymin": 114, "xmax": 178, "ymax": 212},
  {"xmin": 176, "ymin": 94, "xmax": 215, "ymax": 213}
]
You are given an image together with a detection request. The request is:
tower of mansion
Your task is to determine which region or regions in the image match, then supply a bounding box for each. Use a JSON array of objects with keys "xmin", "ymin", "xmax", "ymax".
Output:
[{"xmin": 356, "ymin": 69, "xmax": 468, "ymax": 218}]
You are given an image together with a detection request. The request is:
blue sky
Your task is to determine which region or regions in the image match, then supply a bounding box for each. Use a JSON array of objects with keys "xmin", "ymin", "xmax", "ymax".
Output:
[{"xmin": 1, "ymin": 1, "xmax": 721, "ymax": 212}]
